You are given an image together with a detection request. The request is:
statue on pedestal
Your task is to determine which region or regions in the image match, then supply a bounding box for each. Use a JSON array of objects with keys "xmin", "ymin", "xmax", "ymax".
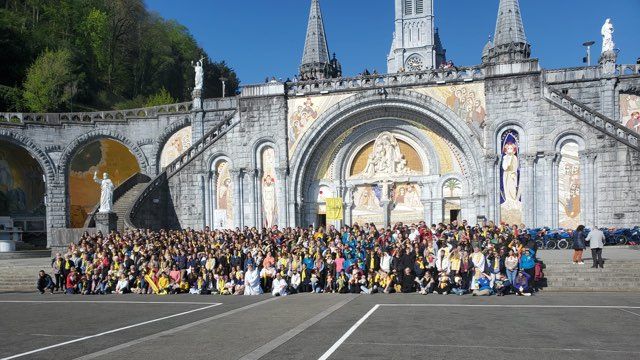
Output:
[
  {"xmin": 193, "ymin": 57, "xmax": 205, "ymax": 91},
  {"xmin": 93, "ymin": 171, "xmax": 115, "ymax": 213},
  {"xmin": 601, "ymin": 19, "xmax": 615, "ymax": 54}
]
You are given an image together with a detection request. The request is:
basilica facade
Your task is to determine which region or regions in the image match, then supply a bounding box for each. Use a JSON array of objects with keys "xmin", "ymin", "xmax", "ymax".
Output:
[{"xmin": 1, "ymin": 0, "xmax": 639, "ymax": 247}]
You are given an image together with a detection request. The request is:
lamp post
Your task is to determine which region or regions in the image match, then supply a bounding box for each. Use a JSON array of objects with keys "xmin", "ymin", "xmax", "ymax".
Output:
[
  {"xmin": 219, "ymin": 77, "xmax": 228, "ymax": 98},
  {"xmin": 582, "ymin": 41, "xmax": 595, "ymax": 66}
]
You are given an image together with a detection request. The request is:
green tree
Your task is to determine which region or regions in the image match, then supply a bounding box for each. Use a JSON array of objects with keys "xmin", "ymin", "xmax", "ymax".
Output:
[
  {"xmin": 83, "ymin": 8, "xmax": 109, "ymax": 76},
  {"xmin": 145, "ymin": 87, "xmax": 175, "ymax": 107},
  {"xmin": 23, "ymin": 48, "xmax": 81, "ymax": 112}
]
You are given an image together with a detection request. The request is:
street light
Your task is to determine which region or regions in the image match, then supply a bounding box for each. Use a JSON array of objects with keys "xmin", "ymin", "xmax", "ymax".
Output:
[
  {"xmin": 219, "ymin": 77, "xmax": 228, "ymax": 98},
  {"xmin": 582, "ymin": 41, "xmax": 595, "ymax": 66}
]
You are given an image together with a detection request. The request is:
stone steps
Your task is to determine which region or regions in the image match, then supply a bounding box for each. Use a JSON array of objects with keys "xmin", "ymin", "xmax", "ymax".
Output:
[{"xmin": 111, "ymin": 182, "xmax": 149, "ymax": 230}]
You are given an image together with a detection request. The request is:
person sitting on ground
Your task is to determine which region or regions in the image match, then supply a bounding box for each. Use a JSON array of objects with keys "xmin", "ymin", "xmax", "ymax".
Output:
[
  {"xmin": 37, "ymin": 270, "xmax": 54, "ymax": 294},
  {"xmin": 114, "ymin": 273, "xmax": 129, "ymax": 294},
  {"xmin": 514, "ymin": 271, "xmax": 532, "ymax": 296},
  {"xmin": 271, "ymin": 272, "xmax": 288, "ymax": 296},
  {"xmin": 494, "ymin": 273, "xmax": 511, "ymax": 296},
  {"xmin": 450, "ymin": 275, "xmax": 466, "ymax": 296},
  {"xmin": 435, "ymin": 272, "xmax": 451, "ymax": 295},
  {"xmin": 244, "ymin": 264, "xmax": 263, "ymax": 295},
  {"xmin": 472, "ymin": 273, "xmax": 493, "ymax": 296},
  {"xmin": 416, "ymin": 272, "xmax": 435, "ymax": 295}
]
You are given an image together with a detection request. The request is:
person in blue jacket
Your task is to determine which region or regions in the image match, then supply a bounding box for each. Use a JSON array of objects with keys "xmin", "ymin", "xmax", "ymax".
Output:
[{"xmin": 519, "ymin": 246, "xmax": 536, "ymax": 290}]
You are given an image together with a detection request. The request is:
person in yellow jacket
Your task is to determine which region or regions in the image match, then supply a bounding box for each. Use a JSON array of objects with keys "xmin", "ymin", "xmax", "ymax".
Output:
[{"xmin": 156, "ymin": 273, "xmax": 170, "ymax": 295}]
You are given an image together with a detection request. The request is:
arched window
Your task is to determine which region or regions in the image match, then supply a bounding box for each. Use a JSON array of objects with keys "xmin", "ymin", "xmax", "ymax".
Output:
[
  {"xmin": 499, "ymin": 129, "xmax": 522, "ymax": 225},
  {"xmin": 558, "ymin": 141, "xmax": 580, "ymax": 229}
]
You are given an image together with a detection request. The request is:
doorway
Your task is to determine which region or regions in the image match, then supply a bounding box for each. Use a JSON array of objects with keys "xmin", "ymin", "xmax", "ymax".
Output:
[{"xmin": 317, "ymin": 214, "xmax": 327, "ymax": 228}]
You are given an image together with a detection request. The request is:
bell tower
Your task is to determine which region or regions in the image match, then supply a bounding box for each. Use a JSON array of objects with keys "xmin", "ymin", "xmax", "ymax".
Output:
[{"xmin": 388, "ymin": 0, "xmax": 444, "ymax": 73}]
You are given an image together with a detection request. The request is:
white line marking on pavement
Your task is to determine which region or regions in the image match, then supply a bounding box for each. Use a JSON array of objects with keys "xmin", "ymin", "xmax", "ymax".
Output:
[
  {"xmin": 618, "ymin": 308, "xmax": 640, "ymax": 318},
  {"xmin": 0, "ymin": 300, "xmax": 221, "ymax": 305},
  {"xmin": 73, "ymin": 297, "xmax": 281, "ymax": 360},
  {"xmin": 318, "ymin": 304, "xmax": 380, "ymax": 360},
  {"xmin": 240, "ymin": 295, "xmax": 358, "ymax": 360},
  {"xmin": 344, "ymin": 342, "xmax": 640, "ymax": 354},
  {"xmin": 379, "ymin": 304, "xmax": 640, "ymax": 309},
  {"xmin": 0, "ymin": 303, "xmax": 221, "ymax": 360}
]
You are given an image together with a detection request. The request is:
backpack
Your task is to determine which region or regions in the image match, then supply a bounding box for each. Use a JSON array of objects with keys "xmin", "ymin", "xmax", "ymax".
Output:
[{"xmin": 534, "ymin": 262, "xmax": 544, "ymax": 281}]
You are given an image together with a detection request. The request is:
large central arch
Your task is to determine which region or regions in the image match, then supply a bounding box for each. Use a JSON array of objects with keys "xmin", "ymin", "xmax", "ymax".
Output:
[{"xmin": 288, "ymin": 88, "xmax": 487, "ymax": 226}]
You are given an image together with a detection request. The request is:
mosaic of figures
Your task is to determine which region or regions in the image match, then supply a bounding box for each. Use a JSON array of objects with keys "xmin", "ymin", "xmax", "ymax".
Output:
[
  {"xmin": 390, "ymin": 183, "xmax": 424, "ymax": 224},
  {"xmin": 69, "ymin": 139, "xmax": 139, "ymax": 228},
  {"xmin": 0, "ymin": 142, "xmax": 45, "ymax": 217},
  {"xmin": 287, "ymin": 94, "xmax": 353, "ymax": 155},
  {"xmin": 412, "ymin": 83, "xmax": 487, "ymax": 127},
  {"xmin": 558, "ymin": 142, "xmax": 581, "ymax": 229},
  {"xmin": 261, "ymin": 147, "xmax": 278, "ymax": 228},
  {"xmin": 160, "ymin": 126, "xmax": 192, "ymax": 170},
  {"xmin": 214, "ymin": 161, "xmax": 233, "ymax": 229},
  {"xmin": 500, "ymin": 130, "xmax": 522, "ymax": 225},
  {"xmin": 620, "ymin": 94, "xmax": 640, "ymax": 133},
  {"xmin": 352, "ymin": 184, "xmax": 383, "ymax": 226}
]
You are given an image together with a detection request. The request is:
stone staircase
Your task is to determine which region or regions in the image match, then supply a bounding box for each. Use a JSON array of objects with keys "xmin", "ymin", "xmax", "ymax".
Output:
[
  {"xmin": 543, "ymin": 260, "xmax": 640, "ymax": 292},
  {"xmin": 542, "ymin": 86, "xmax": 639, "ymax": 152},
  {"xmin": 112, "ymin": 182, "xmax": 149, "ymax": 230},
  {"xmin": 84, "ymin": 173, "xmax": 151, "ymax": 231}
]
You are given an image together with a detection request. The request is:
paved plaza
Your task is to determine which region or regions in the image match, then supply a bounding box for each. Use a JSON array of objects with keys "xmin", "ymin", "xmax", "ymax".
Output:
[{"xmin": 0, "ymin": 292, "xmax": 639, "ymax": 360}]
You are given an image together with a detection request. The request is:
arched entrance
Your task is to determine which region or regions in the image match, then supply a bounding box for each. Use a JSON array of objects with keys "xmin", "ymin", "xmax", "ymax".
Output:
[
  {"xmin": 0, "ymin": 140, "xmax": 47, "ymax": 247},
  {"xmin": 290, "ymin": 89, "xmax": 486, "ymax": 228},
  {"xmin": 67, "ymin": 139, "xmax": 141, "ymax": 228}
]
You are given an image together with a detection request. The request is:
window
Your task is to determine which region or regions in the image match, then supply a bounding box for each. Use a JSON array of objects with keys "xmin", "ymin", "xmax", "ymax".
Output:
[
  {"xmin": 416, "ymin": 0, "xmax": 424, "ymax": 14},
  {"xmin": 404, "ymin": 0, "xmax": 412, "ymax": 15}
]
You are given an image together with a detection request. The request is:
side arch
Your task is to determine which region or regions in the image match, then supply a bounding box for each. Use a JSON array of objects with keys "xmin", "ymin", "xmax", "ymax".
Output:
[
  {"xmin": 152, "ymin": 117, "xmax": 191, "ymax": 174},
  {"xmin": 59, "ymin": 129, "xmax": 150, "ymax": 176},
  {"xmin": 0, "ymin": 129, "xmax": 56, "ymax": 183}
]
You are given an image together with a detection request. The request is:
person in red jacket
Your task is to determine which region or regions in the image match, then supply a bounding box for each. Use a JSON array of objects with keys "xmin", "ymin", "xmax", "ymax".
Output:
[{"xmin": 65, "ymin": 268, "xmax": 78, "ymax": 294}]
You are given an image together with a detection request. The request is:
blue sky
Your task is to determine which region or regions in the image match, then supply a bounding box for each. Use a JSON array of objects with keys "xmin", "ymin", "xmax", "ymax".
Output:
[{"xmin": 146, "ymin": 0, "xmax": 640, "ymax": 85}]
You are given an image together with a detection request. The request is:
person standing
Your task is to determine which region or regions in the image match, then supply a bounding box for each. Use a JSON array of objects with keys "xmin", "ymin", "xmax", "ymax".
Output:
[
  {"xmin": 586, "ymin": 226, "xmax": 605, "ymax": 268},
  {"xmin": 572, "ymin": 225, "xmax": 586, "ymax": 265}
]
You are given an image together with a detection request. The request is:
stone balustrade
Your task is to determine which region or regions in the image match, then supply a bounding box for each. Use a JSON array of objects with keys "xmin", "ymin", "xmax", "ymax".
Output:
[
  {"xmin": 543, "ymin": 86, "xmax": 639, "ymax": 151},
  {"xmin": 0, "ymin": 101, "xmax": 194, "ymax": 125},
  {"xmin": 286, "ymin": 66, "xmax": 486, "ymax": 96},
  {"xmin": 544, "ymin": 64, "xmax": 640, "ymax": 84}
]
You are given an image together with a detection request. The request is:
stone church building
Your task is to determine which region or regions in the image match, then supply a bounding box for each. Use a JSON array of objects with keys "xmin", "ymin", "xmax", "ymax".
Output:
[{"xmin": 1, "ymin": 0, "xmax": 639, "ymax": 248}]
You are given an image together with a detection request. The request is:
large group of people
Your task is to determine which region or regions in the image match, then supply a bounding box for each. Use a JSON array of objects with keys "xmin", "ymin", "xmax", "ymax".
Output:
[{"xmin": 37, "ymin": 220, "xmax": 550, "ymax": 297}]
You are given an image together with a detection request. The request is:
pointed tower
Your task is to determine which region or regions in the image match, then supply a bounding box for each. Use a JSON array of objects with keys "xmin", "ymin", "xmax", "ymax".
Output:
[
  {"xmin": 483, "ymin": 0, "xmax": 531, "ymax": 63},
  {"xmin": 299, "ymin": 0, "xmax": 341, "ymax": 80}
]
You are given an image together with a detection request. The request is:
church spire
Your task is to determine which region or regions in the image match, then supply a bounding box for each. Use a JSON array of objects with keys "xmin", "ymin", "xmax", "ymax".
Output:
[
  {"xmin": 483, "ymin": 0, "xmax": 531, "ymax": 63},
  {"xmin": 300, "ymin": 0, "xmax": 341, "ymax": 80}
]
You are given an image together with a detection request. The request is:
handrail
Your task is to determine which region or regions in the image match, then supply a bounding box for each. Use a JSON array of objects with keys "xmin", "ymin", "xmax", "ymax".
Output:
[
  {"xmin": 83, "ymin": 172, "xmax": 151, "ymax": 229},
  {"xmin": 125, "ymin": 110, "xmax": 239, "ymax": 228},
  {"xmin": 542, "ymin": 87, "xmax": 639, "ymax": 152}
]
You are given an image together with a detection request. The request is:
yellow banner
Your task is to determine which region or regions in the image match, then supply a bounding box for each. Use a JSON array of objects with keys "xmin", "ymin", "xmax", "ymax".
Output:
[{"xmin": 325, "ymin": 198, "xmax": 343, "ymax": 221}]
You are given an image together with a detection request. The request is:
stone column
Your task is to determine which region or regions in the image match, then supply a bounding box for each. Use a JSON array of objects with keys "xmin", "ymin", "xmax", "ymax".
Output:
[
  {"xmin": 344, "ymin": 186, "xmax": 355, "ymax": 226},
  {"xmin": 484, "ymin": 154, "xmax": 500, "ymax": 223},
  {"xmin": 191, "ymin": 89, "xmax": 204, "ymax": 141},
  {"xmin": 255, "ymin": 169, "xmax": 264, "ymax": 228},
  {"xmin": 276, "ymin": 167, "xmax": 288, "ymax": 228},
  {"xmin": 245, "ymin": 168, "xmax": 257, "ymax": 228},
  {"xmin": 230, "ymin": 169, "xmax": 243, "ymax": 229},
  {"xmin": 522, "ymin": 154, "xmax": 537, "ymax": 227},
  {"xmin": 583, "ymin": 151, "xmax": 598, "ymax": 227}
]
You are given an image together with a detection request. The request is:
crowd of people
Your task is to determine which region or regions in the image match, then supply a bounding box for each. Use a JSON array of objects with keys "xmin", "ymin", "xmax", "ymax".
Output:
[{"xmin": 38, "ymin": 220, "xmax": 547, "ymax": 297}]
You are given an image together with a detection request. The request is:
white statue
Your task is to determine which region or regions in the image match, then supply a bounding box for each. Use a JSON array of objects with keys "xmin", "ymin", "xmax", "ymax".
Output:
[
  {"xmin": 93, "ymin": 171, "xmax": 115, "ymax": 213},
  {"xmin": 262, "ymin": 174, "xmax": 277, "ymax": 228},
  {"xmin": 193, "ymin": 57, "xmax": 205, "ymax": 91},
  {"xmin": 601, "ymin": 18, "xmax": 615, "ymax": 54}
]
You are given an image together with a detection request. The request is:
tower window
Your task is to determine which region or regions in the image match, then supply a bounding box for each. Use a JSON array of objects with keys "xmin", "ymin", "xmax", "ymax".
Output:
[
  {"xmin": 404, "ymin": 0, "xmax": 413, "ymax": 15},
  {"xmin": 416, "ymin": 0, "xmax": 424, "ymax": 14}
]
